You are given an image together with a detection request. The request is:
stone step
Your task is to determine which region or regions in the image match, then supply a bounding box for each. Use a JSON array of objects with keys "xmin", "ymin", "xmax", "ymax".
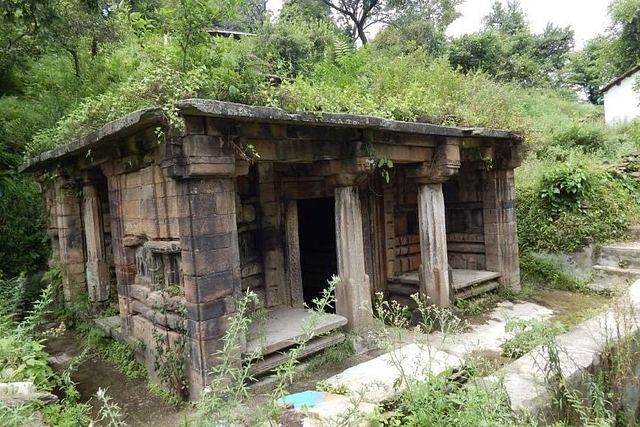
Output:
[
  {"xmin": 244, "ymin": 308, "xmax": 347, "ymax": 356},
  {"xmin": 247, "ymin": 332, "xmax": 346, "ymax": 377},
  {"xmin": 388, "ymin": 269, "xmax": 501, "ymax": 305},
  {"xmin": 590, "ymin": 265, "xmax": 640, "ymax": 290},
  {"xmin": 597, "ymin": 243, "xmax": 640, "ymax": 270},
  {"xmin": 627, "ymin": 225, "xmax": 640, "ymax": 240},
  {"xmin": 455, "ymin": 281, "xmax": 500, "ymax": 300}
]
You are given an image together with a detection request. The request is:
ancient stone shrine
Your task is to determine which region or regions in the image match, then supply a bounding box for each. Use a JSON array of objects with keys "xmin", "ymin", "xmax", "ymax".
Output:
[{"xmin": 21, "ymin": 99, "xmax": 523, "ymax": 397}]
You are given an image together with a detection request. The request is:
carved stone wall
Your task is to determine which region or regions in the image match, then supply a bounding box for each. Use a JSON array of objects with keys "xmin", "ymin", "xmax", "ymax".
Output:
[{"xmin": 444, "ymin": 165, "xmax": 486, "ymax": 270}]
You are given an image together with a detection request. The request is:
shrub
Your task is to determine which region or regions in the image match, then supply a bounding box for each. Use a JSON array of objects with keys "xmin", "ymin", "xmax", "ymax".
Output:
[
  {"xmin": 552, "ymin": 122, "xmax": 607, "ymax": 153},
  {"xmin": 0, "ymin": 175, "xmax": 49, "ymax": 277},
  {"xmin": 381, "ymin": 372, "xmax": 526, "ymax": 426},
  {"xmin": 519, "ymin": 253, "xmax": 586, "ymax": 291},
  {"xmin": 517, "ymin": 159, "xmax": 639, "ymax": 252}
]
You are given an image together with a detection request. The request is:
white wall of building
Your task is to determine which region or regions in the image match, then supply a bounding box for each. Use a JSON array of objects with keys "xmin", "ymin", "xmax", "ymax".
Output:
[{"xmin": 604, "ymin": 72, "xmax": 640, "ymax": 125}]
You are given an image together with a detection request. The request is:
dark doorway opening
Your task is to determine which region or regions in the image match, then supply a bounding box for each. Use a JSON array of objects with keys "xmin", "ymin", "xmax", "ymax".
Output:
[{"xmin": 297, "ymin": 197, "xmax": 337, "ymax": 310}]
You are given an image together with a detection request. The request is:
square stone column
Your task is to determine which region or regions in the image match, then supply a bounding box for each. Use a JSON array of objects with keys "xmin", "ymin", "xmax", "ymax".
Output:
[
  {"xmin": 177, "ymin": 177, "xmax": 241, "ymax": 397},
  {"xmin": 335, "ymin": 185, "xmax": 372, "ymax": 331},
  {"xmin": 54, "ymin": 176, "xmax": 86, "ymax": 303},
  {"xmin": 482, "ymin": 169, "xmax": 520, "ymax": 290},
  {"xmin": 102, "ymin": 167, "xmax": 137, "ymax": 334},
  {"xmin": 417, "ymin": 183, "xmax": 451, "ymax": 308},
  {"xmin": 82, "ymin": 184, "xmax": 110, "ymax": 303}
]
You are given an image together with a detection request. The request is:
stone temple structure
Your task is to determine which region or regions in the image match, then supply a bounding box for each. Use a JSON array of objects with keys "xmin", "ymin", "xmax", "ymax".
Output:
[{"xmin": 21, "ymin": 99, "xmax": 524, "ymax": 398}]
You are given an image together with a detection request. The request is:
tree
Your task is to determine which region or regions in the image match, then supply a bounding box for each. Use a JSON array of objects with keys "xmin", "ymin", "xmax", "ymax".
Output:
[
  {"xmin": 482, "ymin": 0, "xmax": 527, "ymax": 35},
  {"xmin": 372, "ymin": 0, "xmax": 461, "ymax": 55},
  {"xmin": 319, "ymin": 0, "xmax": 396, "ymax": 45},
  {"xmin": 449, "ymin": 2, "xmax": 575, "ymax": 88},
  {"xmin": 608, "ymin": 0, "xmax": 640, "ymax": 71},
  {"xmin": 0, "ymin": 0, "xmax": 56, "ymax": 94},
  {"xmin": 534, "ymin": 24, "xmax": 574, "ymax": 71},
  {"xmin": 447, "ymin": 31, "xmax": 506, "ymax": 76},
  {"xmin": 280, "ymin": 0, "xmax": 335, "ymax": 25},
  {"xmin": 220, "ymin": 0, "xmax": 269, "ymax": 32},
  {"xmin": 565, "ymin": 36, "xmax": 619, "ymax": 104}
]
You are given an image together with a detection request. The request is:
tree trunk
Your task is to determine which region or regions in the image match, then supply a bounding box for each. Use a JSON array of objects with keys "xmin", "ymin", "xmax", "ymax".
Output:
[
  {"xmin": 67, "ymin": 48, "xmax": 81, "ymax": 78},
  {"xmin": 355, "ymin": 22, "xmax": 368, "ymax": 45}
]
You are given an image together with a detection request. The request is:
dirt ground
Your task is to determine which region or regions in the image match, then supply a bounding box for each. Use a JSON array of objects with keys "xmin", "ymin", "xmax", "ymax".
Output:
[
  {"xmin": 43, "ymin": 287, "xmax": 610, "ymax": 426},
  {"xmin": 46, "ymin": 330, "xmax": 190, "ymax": 427}
]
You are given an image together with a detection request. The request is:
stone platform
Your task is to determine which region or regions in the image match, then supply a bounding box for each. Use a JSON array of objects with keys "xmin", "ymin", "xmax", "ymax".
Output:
[{"xmin": 282, "ymin": 300, "xmax": 555, "ymax": 424}]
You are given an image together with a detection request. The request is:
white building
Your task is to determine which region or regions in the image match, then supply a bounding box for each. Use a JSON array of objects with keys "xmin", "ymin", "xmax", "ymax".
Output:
[{"xmin": 601, "ymin": 65, "xmax": 640, "ymax": 125}]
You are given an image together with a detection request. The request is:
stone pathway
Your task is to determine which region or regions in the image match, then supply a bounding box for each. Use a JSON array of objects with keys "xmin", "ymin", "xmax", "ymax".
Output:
[{"xmin": 280, "ymin": 301, "xmax": 555, "ymax": 424}]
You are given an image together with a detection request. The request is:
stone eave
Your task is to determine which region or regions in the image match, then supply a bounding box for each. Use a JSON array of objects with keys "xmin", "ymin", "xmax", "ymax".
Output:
[
  {"xmin": 20, "ymin": 100, "xmax": 523, "ymax": 174},
  {"xmin": 176, "ymin": 99, "xmax": 523, "ymax": 141},
  {"xmin": 19, "ymin": 107, "xmax": 167, "ymax": 173}
]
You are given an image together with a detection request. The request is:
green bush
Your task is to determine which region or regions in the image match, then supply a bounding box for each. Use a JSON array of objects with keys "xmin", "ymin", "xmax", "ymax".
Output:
[
  {"xmin": 0, "ymin": 277, "xmax": 53, "ymax": 387},
  {"xmin": 519, "ymin": 253, "xmax": 585, "ymax": 291},
  {"xmin": 381, "ymin": 373, "xmax": 525, "ymax": 426},
  {"xmin": 0, "ymin": 175, "xmax": 49, "ymax": 277},
  {"xmin": 517, "ymin": 159, "xmax": 639, "ymax": 253},
  {"xmin": 552, "ymin": 122, "xmax": 606, "ymax": 153}
]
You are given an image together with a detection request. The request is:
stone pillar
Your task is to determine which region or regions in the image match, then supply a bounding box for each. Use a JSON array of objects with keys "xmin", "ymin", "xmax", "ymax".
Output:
[
  {"xmin": 163, "ymin": 127, "xmax": 243, "ymax": 398},
  {"xmin": 284, "ymin": 199, "xmax": 303, "ymax": 307},
  {"xmin": 409, "ymin": 139, "xmax": 460, "ymax": 309},
  {"xmin": 483, "ymin": 169, "xmax": 520, "ymax": 290},
  {"xmin": 334, "ymin": 185, "xmax": 372, "ymax": 331},
  {"xmin": 257, "ymin": 163, "xmax": 288, "ymax": 307},
  {"xmin": 54, "ymin": 176, "xmax": 86, "ymax": 303},
  {"xmin": 177, "ymin": 176, "xmax": 241, "ymax": 397},
  {"xmin": 417, "ymin": 183, "xmax": 451, "ymax": 308},
  {"xmin": 82, "ymin": 183, "xmax": 110, "ymax": 303},
  {"xmin": 102, "ymin": 166, "xmax": 136, "ymax": 335}
]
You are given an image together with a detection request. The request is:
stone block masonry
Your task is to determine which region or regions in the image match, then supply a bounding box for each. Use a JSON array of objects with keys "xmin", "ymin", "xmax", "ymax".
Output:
[{"xmin": 22, "ymin": 100, "xmax": 524, "ymax": 399}]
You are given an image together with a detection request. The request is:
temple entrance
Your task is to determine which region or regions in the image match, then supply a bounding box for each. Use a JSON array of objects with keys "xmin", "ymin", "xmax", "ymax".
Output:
[{"xmin": 297, "ymin": 197, "xmax": 337, "ymax": 309}]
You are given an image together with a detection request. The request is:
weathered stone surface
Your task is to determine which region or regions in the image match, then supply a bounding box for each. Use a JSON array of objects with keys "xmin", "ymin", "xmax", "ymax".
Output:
[
  {"xmin": 0, "ymin": 381, "xmax": 58, "ymax": 407},
  {"xmin": 325, "ymin": 344, "xmax": 462, "ymax": 403},
  {"xmin": 20, "ymin": 108, "xmax": 165, "ymax": 173},
  {"xmin": 418, "ymin": 183, "xmax": 450, "ymax": 308},
  {"xmin": 176, "ymin": 99, "xmax": 520, "ymax": 140},
  {"xmin": 335, "ymin": 186, "xmax": 373, "ymax": 331}
]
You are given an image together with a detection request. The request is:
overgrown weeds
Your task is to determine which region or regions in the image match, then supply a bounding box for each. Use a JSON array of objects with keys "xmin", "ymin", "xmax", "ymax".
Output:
[
  {"xmin": 190, "ymin": 276, "xmax": 340, "ymax": 426},
  {"xmin": 0, "ymin": 274, "xmax": 129, "ymax": 427},
  {"xmin": 520, "ymin": 253, "xmax": 589, "ymax": 292}
]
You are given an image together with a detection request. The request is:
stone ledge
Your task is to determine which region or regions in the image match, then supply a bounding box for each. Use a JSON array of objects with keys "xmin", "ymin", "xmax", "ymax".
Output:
[
  {"xmin": 20, "ymin": 108, "xmax": 166, "ymax": 173},
  {"xmin": 176, "ymin": 99, "xmax": 520, "ymax": 141},
  {"xmin": 489, "ymin": 279, "xmax": 640, "ymax": 424}
]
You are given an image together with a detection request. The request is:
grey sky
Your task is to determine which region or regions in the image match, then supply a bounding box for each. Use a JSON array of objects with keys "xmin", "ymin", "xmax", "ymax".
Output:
[
  {"xmin": 267, "ymin": 0, "xmax": 612, "ymax": 48},
  {"xmin": 448, "ymin": 0, "xmax": 611, "ymax": 48}
]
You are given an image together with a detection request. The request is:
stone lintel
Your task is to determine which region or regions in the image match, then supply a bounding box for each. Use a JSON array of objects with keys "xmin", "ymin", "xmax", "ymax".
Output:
[
  {"xmin": 176, "ymin": 99, "xmax": 519, "ymax": 141},
  {"xmin": 318, "ymin": 158, "xmax": 374, "ymax": 187}
]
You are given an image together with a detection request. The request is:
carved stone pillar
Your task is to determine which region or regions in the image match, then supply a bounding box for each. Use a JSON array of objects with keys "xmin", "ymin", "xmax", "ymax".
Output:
[
  {"xmin": 82, "ymin": 183, "xmax": 110, "ymax": 303},
  {"xmin": 482, "ymin": 168, "xmax": 520, "ymax": 290},
  {"xmin": 163, "ymin": 124, "xmax": 242, "ymax": 398},
  {"xmin": 334, "ymin": 185, "xmax": 373, "ymax": 331},
  {"xmin": 101, "ymin": 164, "xmax": 136, "ymax": 334},
  {"xmin": 54, "ymin": 175, "xmax": 86, "ymax": 303},
  {"xmin": 417, "ymin": 183, "xmax": 450, "ymax": 308},
  {"xmin": 411, "ymin": 138, "xmax": 461, "ymax": 308}
]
